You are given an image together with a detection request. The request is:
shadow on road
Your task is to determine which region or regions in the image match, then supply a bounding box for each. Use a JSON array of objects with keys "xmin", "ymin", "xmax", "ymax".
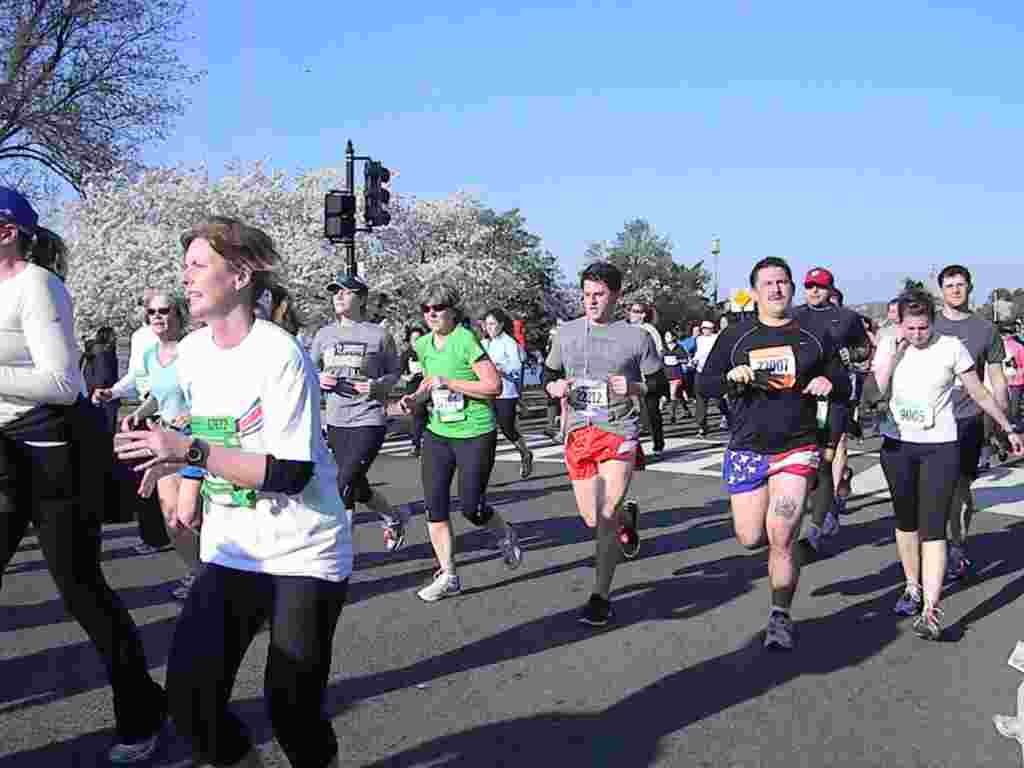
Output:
[{"xmin": 355, "ymin": 586, "xmax": 909, "ymax": 768}]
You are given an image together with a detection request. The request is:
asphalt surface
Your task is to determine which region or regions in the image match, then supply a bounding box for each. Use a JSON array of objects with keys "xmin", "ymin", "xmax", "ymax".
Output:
[{"xmin": 4, "ymin": 401, "xmax": 1024, "ymax": 767}]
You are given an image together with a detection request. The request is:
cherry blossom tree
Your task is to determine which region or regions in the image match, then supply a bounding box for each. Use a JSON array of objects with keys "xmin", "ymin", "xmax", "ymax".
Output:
[{"xmin": 63, "ymin": 163, "xmax": 574, "ymax": 346}]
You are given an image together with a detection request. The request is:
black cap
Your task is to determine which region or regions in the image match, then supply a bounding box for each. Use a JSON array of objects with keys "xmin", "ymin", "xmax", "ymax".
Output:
[{"xmin": 326, "ymin": 272, "xmax": 369, "ymax": 294}]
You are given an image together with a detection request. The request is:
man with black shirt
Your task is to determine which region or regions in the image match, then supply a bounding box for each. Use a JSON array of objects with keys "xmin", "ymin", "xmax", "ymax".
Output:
[
  {"xmin": 933, "ymin": 264, "xmax": 1009, "ymax": 580},
  {"xmin": 699, "ymin": 257, "xmax": 849, "ymax": 650},
  {"xmin": 793, "ymin": 267, "xmax": 872, "ymax": 550}
]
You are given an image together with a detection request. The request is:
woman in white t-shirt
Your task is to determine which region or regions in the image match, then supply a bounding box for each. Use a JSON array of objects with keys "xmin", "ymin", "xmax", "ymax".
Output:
[
  {"xmin": 115, "ymin": 216, "xmax": 348, "ymax": 768},
  {"xmin": 873, "ymin": 290, "xmax": 1022, "ymax": 641},
  {"xmin": 483, "ymin": 307, "xmax": 534, "ymax": 478}
]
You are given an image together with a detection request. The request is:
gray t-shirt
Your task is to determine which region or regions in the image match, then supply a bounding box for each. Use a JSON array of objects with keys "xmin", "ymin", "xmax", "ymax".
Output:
[
  {"xmin": 932, "ymin": 312, "xmax": 1005, "ymax": 420},
  {"xmin": 545, "ymin": 317, "xmax": 662, "ymax": 439},
  {"xmin": 310, "ymin": 320, "xmax": 400, "ymax": 428}
]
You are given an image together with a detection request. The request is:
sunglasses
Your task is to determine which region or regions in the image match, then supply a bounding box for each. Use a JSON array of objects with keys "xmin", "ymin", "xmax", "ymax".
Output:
[
  {"xmin": 146, "ymin": 307, "xmax": 172, "ymax": 317},
  {"xmin": 421, "ymin": 303, "xmax": 450, "ymax": 314}
]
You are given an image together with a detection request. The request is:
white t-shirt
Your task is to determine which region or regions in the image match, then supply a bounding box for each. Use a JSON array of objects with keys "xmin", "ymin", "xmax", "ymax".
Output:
[
  {"xmin": 876, "ymin": 333, "xmax": 975, "ymax": 444},
  {"xmin": 0, "ymin": 263, "xmax": 84, "ymax": 426},
  {"xmin": 694, "ymin": 334, "xmax": 718, "ymax": 373},
  {"xmin": 177, "ymin": 320, "xmax": 351, "ymax": 582},
  {"xmin": 110, "ymin": 324, "xmax": 159, "ymax": 399}
]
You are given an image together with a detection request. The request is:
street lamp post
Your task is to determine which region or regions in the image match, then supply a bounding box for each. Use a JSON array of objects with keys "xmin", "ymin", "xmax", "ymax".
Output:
[{"xmin": 710, "ymin": 236, "xmax": 721, "ymax": 307}]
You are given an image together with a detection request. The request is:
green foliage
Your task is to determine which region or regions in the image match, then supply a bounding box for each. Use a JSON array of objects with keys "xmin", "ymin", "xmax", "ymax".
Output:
[{"xmin": 586, "ymin": 218, "xmax": 711, "ymax": 333}]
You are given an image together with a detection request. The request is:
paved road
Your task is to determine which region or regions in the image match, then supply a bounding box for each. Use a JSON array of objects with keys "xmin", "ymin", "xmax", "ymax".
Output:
[{"xmin": 4, "ymin": 412, "xmax": 1024, "ymax": 767}]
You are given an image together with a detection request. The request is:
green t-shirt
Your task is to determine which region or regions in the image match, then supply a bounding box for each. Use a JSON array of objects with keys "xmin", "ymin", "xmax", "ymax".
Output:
[{"xmin": 415, "ymin": 325, "xmax": 496, "ymax": 439}]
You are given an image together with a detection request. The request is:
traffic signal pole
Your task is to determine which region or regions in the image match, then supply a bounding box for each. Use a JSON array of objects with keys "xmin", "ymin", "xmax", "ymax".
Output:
[
  {"xmin": 344, "ymin": 140, "xmax": 357, "ymax": 276},
  {"xmin": 324, "ymin": 139, "xmax": 392, "ymax": 278}
]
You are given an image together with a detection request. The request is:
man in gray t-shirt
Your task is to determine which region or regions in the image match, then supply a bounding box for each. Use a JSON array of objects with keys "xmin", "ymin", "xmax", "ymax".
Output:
[
  {"xmin": 310, "ymin": 273, "xmax": 406, "ymax": 552},
  {"xmin": 932, "ymin": 264, "xmax": 1011, "ymax": 579},
  {"xmin": 544, "ymin": 262, "xmax": 666, "ymax": 628},
  {"xmin": 546, "ymin": 317, "xmax": 662, "ymax": 441}
]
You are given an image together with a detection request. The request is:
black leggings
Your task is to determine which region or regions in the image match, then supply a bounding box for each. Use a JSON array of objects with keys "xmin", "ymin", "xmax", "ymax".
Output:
[
  {"xmin": 326, "ymin": 425, "xmax": 386, "ymax": 507},
  {"xmin": 493, "ymin": 398, "xmax": 522, "ymax": 443},
  {"xmin": 642, "ymin": 391, "xmax": 665, "ymax": 451},
  {"xmin": 421, "ymin": 429, "xmax": 497, "ymax": 523},
  {"xmin": 167, "ymin": 564, "xmax": 349, "ymax": 767},
  {"xmin": 0, "ymin": 435, "xmax": 165, "ymax": 743},
  {"xmin": 879, "ymin": 438, "xmax": 960, "ymax": 542}
]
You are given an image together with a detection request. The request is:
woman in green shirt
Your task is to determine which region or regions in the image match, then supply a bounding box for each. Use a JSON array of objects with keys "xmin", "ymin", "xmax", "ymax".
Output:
[{"xmin": 400, "ymin": 282, "xmax": 524, "ymax": 602}]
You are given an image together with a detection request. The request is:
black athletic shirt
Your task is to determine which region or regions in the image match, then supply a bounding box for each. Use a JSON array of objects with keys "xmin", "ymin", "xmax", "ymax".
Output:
[
  {"xmin": 698, "ymin": 319, "xmax": 851, "ymax": 454},
  {"xmin": 792, "ymin": 303, "xmax": 871, "ymax": 364}
]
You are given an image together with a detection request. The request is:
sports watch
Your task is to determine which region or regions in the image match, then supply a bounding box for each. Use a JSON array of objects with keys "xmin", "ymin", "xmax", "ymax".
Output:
[{"xmin": 185, "ymin": 438, "xmax": 211, "ymax": 468}]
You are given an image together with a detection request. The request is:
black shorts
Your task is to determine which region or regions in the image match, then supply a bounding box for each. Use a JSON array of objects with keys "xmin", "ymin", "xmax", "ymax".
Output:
[
  {"xmin": 826, "ymin": 402, "xmax": 851, "ymax": 448},
  {"xmin": 956, "ymin": 416, "xmax": 985, "ymax": 482}
]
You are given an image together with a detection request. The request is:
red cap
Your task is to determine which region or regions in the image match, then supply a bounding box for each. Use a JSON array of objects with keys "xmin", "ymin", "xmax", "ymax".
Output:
[{"xmin": 804, "ymin": 267, "xmax": 834, "ymax": 289}]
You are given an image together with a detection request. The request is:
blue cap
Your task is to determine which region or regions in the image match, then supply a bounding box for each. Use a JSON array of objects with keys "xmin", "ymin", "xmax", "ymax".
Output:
[
  {"xmin": 0, "ymin": 187, "xmax": 38, "ymax": 233},
  {"xmin": 326, "ymin": 272, "xmax": 369, "ymax": 294}
]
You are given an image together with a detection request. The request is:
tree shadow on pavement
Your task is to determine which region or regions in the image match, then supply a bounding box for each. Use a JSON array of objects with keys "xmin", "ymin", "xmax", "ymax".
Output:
[{"xmin": 355, "ymin": 587, "xmax": 908, "ymax": 768}]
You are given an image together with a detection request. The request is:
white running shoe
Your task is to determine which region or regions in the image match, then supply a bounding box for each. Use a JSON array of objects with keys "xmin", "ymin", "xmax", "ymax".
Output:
[{"xmin": 417, "ymin": 569, "xmax": 461, "ymax": 602}]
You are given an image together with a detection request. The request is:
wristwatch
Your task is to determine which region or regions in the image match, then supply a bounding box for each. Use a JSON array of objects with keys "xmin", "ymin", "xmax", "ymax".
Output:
[{"xmin": 185, "ymin": 438, "xmax": 211, "ymax": 468}]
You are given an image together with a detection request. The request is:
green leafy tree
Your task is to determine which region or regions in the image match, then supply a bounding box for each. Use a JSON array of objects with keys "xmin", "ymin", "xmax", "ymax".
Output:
[{"xmin": 586, "ymin": 218, "xmax": 711, "ymax": 333}]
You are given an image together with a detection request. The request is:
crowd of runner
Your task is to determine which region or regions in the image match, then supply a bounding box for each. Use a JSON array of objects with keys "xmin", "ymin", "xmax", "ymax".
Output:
[{"xmin": 2, "ymin": 183, "xmax": 1024, "ymax": 765}]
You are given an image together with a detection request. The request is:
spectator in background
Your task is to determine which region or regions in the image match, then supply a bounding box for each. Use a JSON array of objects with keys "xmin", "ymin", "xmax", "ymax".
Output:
[
  {"xmin": 93, "ymin": 288, "xmax": 158, "ymax": 406},
  {"xmin": 81, "ymin": 326, "xmax": 120, "ymax": 432},
  {"xmin": 400, "ymin": 325, "xmax": 428, "ymax": 457},
  {"xmin": 1002, "ymin": 323, "xmax": 1024, "ymax": 423}
]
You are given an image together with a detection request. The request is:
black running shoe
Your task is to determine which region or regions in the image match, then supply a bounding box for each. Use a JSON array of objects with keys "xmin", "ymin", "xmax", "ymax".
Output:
[
  {"xmin": 618, "ymin": 499, "xmax": 640, "ymax": 559},
  {"xmin": 579, "ymin": 594, "xmax": 613, "ymax": 626}
]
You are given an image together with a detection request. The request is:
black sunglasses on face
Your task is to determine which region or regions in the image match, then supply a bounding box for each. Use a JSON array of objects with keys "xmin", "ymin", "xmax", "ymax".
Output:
[
  {"xmin": 146, "ymin": 307, "xmax": 172, "ymax": 317},
  {"xmin": 421, "ymin": 304, "xmax": 450, "ymax": 314}
]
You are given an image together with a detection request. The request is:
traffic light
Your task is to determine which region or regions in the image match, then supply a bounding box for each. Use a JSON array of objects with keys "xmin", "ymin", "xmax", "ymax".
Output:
[
  {"xmin": 364, "ymin": 160, "xmax": 392, "ymax": 227},
  {"xmin": 324, "ymin": 190, "xmax": 356, "ymax": 240}
]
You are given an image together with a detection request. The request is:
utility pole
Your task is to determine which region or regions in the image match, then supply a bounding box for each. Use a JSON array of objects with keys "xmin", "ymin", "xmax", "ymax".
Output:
[{"xmin": 710, "ymin": 236, "xmax": 721, "ymax": 308}]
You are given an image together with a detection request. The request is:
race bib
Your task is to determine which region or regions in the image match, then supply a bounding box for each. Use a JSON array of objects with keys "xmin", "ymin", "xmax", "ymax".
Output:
[
  {"xmin": 890, "ymin": 395, "xmax": 934, "ymax": 429},
  {"xmin": 664, "ymin": 355, "xmax": 679, "ymax": 366},
  {"xmin": 190, "ymin": 415, "xmax": 257, "ymax": 507},
  {"xmin": 570, "ymin": 378, "xmax": 610, "ymax": 415},
  {"xmin": 324, "ymin": 343, "xmax": 367, "ymax": 379},
  {"xmin": 431, "ymin": 388, "xmax": 466, "ymax": 423},
  {"xmin": 748, "ymin": 346, "xmax": 797, "ymax": 389}
]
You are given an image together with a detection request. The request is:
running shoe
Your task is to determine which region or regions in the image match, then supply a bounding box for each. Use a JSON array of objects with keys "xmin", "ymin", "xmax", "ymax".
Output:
[
  {"xmin": 805, "ymin": 523, "xmax": 823, "ymax": 553},
  {"xmin": 408, "ymin": 446, "xmax": 421, "ymax": 458},
  {"xmin": 520, "ymin": 450, "xmax": 534, "ymax": 479},
  {"xmin": 578, "ymin": 594, "xmax": 613, "ymax": 626},
  {"xmin": 893, "ymin": 586, "xmax": 923, "ymax": 617},
  {"xmin": 993, "ymin": 714, "xmax": 1024, "ymax": 740},
  {"xmin": 497, "ymin": 526, "xmax": 523, "ymax": 570},
  {"xmin": 618, "ymin": 499, "xmax": 641, "ymax": 560},
  {"xmin": 171, "ymin": 572, "xmax": 196, "ymax": 601},
  {"xmin": 697, "ymin": 429, "xmax": 707, "ymax": 439},
  {"xmin": 108, "ymin": 715, "xmax": 165, "ymax": 764},
  {"xmin": 133, "ymin": 542, "xmax": 172, "ymax": 555},
  {"xmin": 913, "ymin": 603, "xmax": 944, "ymax": 641},
  {"xmin": 822, "ymin": 508, "xmax": 841, "ymax": 538},
  {"xmin": 945, "ymin": 545, "xmax": 972, "ymax": 582},
  {"xmin": 417, "ymin": 570, "xmax": 461, "ymax": 602},
  {"xmin": 764, "ymin": 610, "xmax": 795, "ymax": 650},
  {"xmin": 384, "ymin": 522, "xmax": 406, "ymax": 552}
]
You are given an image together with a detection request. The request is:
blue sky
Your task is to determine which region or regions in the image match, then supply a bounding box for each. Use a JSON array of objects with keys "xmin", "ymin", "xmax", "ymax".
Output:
[{"xmin": 152, "ymin": 1, "xmax": 1024, "ymax": 305}]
